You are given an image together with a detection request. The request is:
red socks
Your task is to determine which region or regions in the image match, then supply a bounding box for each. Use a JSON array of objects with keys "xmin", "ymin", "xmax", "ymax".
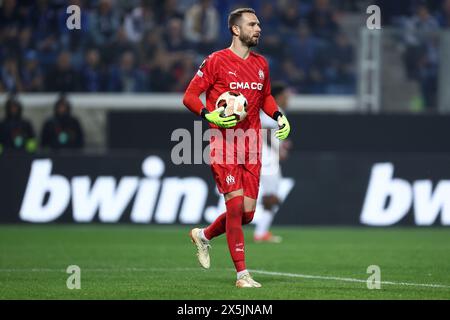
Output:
[
  {"xmin": 204, "ymin": 212, "xmax": 227, "ymax": 240},
  {"xmin": 204, "ymin": 210, "xmax": 255, "ymax": 240},
  {"xmin": 225, "ymin": 196, "xmax": 246, "ymax": 272},
  {"xmin": 203, "ymin": 197, "xmax": 255, "ymax": 273}
]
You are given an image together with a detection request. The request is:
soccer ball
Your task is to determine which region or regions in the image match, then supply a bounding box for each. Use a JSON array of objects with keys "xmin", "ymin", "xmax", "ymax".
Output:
[{"xmin": 215, "ymin": 91, "xmax": 248, "ymax": 122}]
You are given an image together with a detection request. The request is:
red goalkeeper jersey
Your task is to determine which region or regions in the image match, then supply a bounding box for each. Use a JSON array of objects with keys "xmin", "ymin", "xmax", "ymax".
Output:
[{"xmin": 183, "ymin": 48, "xmax": 278, "ymax": 132}]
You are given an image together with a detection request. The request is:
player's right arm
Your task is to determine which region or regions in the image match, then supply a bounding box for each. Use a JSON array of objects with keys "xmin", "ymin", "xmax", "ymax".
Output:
[{"xmin": 183, "ymin": 56, "xmax": 237, "ymax": 128}]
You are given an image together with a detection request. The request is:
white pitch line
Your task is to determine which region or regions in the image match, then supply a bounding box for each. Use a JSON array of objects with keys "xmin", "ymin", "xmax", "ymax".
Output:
[
  {"xmin": 1, "ymin": 267, "xmax": 449, "ymax": 290},
  {"xmin": 249, "ymin": 269, "xmax": 450, "ymax": 289},
  {"xmin": 0, "ymin": 267, "xmax": 201, "ymax": 273}
]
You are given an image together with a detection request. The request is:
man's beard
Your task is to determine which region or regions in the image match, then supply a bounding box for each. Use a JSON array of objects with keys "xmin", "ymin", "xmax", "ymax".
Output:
[{"xmin": 239, "ymin": 33, "xmax": 258, "ymax": 47}]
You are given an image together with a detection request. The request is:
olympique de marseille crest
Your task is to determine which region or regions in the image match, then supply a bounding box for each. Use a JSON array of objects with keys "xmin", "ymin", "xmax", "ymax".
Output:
[
  {"xmin": 226, "ymin": 174, "xmax": 235, "ymax": 185},
  {"xmin": 258, "ymin": 69, "xmax": 264, "ymax": 80}
]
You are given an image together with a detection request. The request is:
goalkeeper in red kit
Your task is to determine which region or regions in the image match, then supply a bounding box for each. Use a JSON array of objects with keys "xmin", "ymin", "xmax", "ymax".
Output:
[{"xmin": 183, "ymin": 8, "xmax": 291, "ymax": 288}]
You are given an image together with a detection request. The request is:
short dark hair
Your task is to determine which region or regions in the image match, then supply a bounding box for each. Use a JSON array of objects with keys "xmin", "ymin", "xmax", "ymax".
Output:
[
  {"xmin": 228, "ymin": 8, "xmax": 256, "ymax": 36},
  {"xmin": 271, "ymin": 81, "xmax": 288, "ymax": 97}
]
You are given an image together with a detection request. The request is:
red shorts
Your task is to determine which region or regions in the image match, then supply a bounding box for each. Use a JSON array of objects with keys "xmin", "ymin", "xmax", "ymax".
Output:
[{"xmin": 210, "ymin": 161, "xmax": 261, "ymax": 199}]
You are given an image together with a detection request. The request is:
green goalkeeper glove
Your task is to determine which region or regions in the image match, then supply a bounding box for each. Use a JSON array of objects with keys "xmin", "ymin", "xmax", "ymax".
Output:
[
  {"xmin": 202, "ymin": 107, "xmax": 237, "ymax": 128},
  {"xmin": 275, "ymin": 114, "xmax": 291, "ymax": 140}
]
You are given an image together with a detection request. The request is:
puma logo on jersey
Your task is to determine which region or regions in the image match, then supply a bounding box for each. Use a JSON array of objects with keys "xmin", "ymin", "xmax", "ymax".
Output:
[
  {"xmin": 228, "ymin": 71, "xmax": 237, "ymax": 77},
  {"xmin": 230, "ymin": 82, "xmax": 263, "ymax": 90}
]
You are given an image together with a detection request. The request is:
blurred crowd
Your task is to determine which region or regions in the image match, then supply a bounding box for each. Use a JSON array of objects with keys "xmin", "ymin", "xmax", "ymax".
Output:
[
  {"xmin": 397, "ymin": 0, "xmax": 449, "ymax": 110},
  {"xmin": 2, "ymin": 0, "xmax": 449, "ymax": 154},
  {"xmin": 0, "ymin": 0, "xmax": 359, "ymax": 95},
  {"xmin": 1, "ymin": 0, "xmax": 448, "ymax": 102},
  {"xmin": 375, "ymin": 0, "xmax": 449, "ymax": 110}
]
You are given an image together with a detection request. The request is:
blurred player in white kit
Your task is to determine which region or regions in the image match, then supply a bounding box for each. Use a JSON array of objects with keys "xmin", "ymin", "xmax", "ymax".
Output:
[{"xmin": 254, "ymin": 82, "xmax": 292, "ymax": 243}]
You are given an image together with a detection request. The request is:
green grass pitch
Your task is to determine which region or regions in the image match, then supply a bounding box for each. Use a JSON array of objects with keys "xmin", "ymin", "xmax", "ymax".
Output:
[{"xmin": 0, "ymin": 225, "xmax": 449, "ymax": 299}]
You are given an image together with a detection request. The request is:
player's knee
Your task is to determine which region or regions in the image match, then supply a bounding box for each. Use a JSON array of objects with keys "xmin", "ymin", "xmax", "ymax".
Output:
[{"xmin": 224, "ymin": 189, "xmax": 244, "ymax": 202}]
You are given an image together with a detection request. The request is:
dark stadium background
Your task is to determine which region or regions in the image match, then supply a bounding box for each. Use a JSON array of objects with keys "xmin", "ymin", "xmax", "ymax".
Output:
[
  {"xmin": 1, "ymin": 0, "xmax": 449, "ymax": 226},
  {"xmin": 1, "ymin": 0, "xmax": 450, "ymax": 301}
]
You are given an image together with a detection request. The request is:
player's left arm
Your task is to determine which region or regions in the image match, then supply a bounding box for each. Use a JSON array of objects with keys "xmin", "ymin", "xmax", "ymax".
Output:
[{"xmin": 261, "ymin": 63, "xmax": 291, "ymax": 140}]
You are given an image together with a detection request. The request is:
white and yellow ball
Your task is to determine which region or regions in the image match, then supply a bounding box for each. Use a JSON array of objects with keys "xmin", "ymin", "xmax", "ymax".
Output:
[{"xmin": 215, "ymin": 91, "xmax": 248, "ymax": 122}]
